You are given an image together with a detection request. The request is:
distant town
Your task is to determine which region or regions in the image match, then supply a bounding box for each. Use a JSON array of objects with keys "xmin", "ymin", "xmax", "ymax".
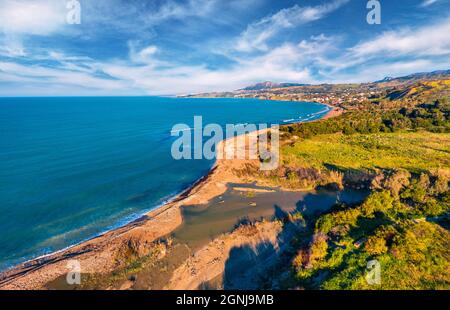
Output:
[{"xmin": 186, "ymin": 70, "xmax": 450, "ymax": 111}]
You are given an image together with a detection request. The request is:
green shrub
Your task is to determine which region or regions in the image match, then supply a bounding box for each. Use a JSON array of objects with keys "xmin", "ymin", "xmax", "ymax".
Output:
[{"xmin": 365, "ymin": 235, "xmax": 388, "ymax": 255}]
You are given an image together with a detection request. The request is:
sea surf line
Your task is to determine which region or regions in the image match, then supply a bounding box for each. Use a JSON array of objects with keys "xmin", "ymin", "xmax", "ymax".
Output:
[{"xmin": 0, "ymin": 97, "xmax": 330, "ymax": 270}]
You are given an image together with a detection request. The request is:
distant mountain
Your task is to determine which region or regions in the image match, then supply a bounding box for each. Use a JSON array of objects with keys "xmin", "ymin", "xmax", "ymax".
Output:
[
  {"xmin": 375, "ymin": 70, "xmax": 450, "ymax": 84},
  {"xmin": 239, "ymin": 81, "xmax": 308, "ymax": 91},
  {"xmin": 183, "ymin": 69, "xmax": 450, "ymax": 99},
  {"xmin": 376, "ymin": 76, "xmax": 394, "ymax": 83}
]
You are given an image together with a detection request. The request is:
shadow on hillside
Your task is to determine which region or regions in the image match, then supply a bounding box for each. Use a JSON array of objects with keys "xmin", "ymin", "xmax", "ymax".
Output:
[
  {"xmin": 212, "ymin": 204, "xmax": 307, "ymax": 290},
  {"xmin": 223, "ymin": 205, "xmax": 296, "ymax": 290},
  {"xmin": 197, "ymin": 187, "xmax": 371, "ymax": 290},
  {"xmin": 432, "ymin": 214, "xmax": 450, "ymax": 231},
  {"xmin": 218, "ymin": 186, "xmax": 362, "ymax": 289}
]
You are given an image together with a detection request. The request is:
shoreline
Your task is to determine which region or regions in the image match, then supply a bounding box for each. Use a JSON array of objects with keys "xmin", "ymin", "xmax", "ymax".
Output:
[{"xmin": 0, "ymin": 102, "xmax": 341, "ymax": 290}]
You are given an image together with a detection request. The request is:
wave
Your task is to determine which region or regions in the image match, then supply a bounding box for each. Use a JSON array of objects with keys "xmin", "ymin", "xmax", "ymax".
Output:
[
  {"xmin": 170, "ymin": 127, "xmax": 194, "ymax": 134},
  {"xmin": 282, "ymin": 119, "xmax": 295, "ymax": 123},
  {"xmin": 2, "ymin": 171, "xmax": 212, "ymax": 272},
  {"xmin": 0, "ymin": 99, "xmax": 333, "ymax": 271}
]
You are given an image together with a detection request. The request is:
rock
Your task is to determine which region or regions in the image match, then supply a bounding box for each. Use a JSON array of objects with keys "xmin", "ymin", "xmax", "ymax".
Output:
[{"xmin": 119, "ymin": 280, "xmax": 134, "ymax": 290}]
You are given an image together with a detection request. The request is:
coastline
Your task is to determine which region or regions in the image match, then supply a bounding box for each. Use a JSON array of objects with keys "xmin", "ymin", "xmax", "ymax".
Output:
[
  {"xmin": 0, "ymin": 102, "xmax": 341, "ymax": 290},
  {"xmin": 321, "ymin": 103, "xmax": 343, "ymax": 120}
]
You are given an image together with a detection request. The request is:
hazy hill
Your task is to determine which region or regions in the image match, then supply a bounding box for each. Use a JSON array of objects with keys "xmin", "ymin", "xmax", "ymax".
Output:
[
  {"xmin": 183, "ymin": 69, "xmax": 450, "ymax": 105},
  {"xmin": 385, "ymin": 79, "xmax": 450, "ymax": 104},
  {"xmin": 375, "ymin": 70, "xmax": 450, "ymax": 84},
  {"xmin": 239, "ymin": 81, "xmax": 309, "ymax": 91}
]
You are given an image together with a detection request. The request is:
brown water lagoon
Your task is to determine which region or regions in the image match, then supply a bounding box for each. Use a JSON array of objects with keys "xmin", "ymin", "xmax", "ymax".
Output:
[
  {"xmin": 171, "ymin": 183, "xmax": 369, "ymax": 250},
  {"xmin": 45, "ymin": 183, "xmax": 368, "ymax": 290}
]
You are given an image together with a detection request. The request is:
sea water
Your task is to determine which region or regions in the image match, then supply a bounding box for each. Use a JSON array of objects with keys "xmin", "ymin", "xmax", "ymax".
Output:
[{"xmin": 0, "ymin": 96, "xmax": 329, "ymax": 270}]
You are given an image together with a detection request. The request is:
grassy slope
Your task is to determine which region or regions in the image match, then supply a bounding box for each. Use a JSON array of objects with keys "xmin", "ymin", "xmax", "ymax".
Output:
[
  {"xmin": 282, "ymin": 131, "xmax": 450, "ymax": 174},
  {"xmin": 45, "ymin": 78, "xmax": 449, "ymax": 290},
  {"xmin": 260, "ymin": 80, "xmax": 450, "ymax": 290},
  {"xmin": 282, "ymin": 131, "xmax": 450, "ymax": 289}
]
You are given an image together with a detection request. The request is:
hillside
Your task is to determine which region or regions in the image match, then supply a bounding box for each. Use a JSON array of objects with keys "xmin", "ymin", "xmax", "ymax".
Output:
[
  {"xmin": 233, "ymin": 77, "xmax": 450, "ymax": 289},
  {"xmin": 184, "ymin": 69, "xmax": 450, "ymax": 110},
  {"xmin": 386, "ymin": 79, "xmax": 450, "ymax": 102},
  {"xmin": 239, "ymin": 81, "xmax": 309, "ymax": 91},
  {"xmin": 3, "ymin": 71, "xmax": 448, "ymax": 291},
  {"xmin": 375, "ymin": 70, "xmax": 450, "ymax": 85}
]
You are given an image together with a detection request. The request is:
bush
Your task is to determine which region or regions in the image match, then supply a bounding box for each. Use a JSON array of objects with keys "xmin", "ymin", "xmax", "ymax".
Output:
[
  {"xmin": 309, "ymin": 233, "xmax": 329, "ymax": 263},
  {"xmin": 431, "ymin": 174, "xmax": 449, "ymax": 195},
  {"xmin": 419, "ymin": 199, "xmax": 444, "ymax": 217},
  {"xmin": 365, "ymin": 235, "xmax": 388, "ymax": 255},
  {"xmin": 360, "ymin": 190, "xmax": 396, "ymax": 217},
  {"xmin": 371, "ymin": 169, "xmax": 411, "ymax": 197},
  {"xmin": 401, "ymin": 179, "xmax": 428, "ymax": 204},
  {"xmin": 315, "ymin": 214, "xmax": 335, "ymax": 234}
]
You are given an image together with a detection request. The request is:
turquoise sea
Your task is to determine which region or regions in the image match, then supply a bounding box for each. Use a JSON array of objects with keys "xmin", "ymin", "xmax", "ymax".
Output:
[{"xmin": 0, "ymin": 97, "xmax": 329, "ymax": 270}]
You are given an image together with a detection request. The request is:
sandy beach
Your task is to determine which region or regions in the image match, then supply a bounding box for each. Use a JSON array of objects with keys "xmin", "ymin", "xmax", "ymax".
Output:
[{"xmin": 0, "ymin": 104, "xmax": 341, "ymax": 290}]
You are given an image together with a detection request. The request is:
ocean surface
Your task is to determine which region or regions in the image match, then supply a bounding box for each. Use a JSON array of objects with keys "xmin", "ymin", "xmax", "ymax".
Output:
[{"xmin": 0, "ymin": 96, "xmax": 330, "ymax": 270}]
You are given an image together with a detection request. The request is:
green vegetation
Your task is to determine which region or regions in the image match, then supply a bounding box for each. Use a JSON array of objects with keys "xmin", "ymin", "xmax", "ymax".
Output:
[
  {"xmin": 263, "ymin": 81, "xmax": 450, "ymax": 289},
  {"xmin": 42, "ymin": 76, "xmax": 450, "ymax": 291},
  {"xmin": 283, "ymin": 132, "xmax": 449, "ymax": 173},
  {"xmin": 237, "ymin": 93, "xmax": 449, "ymax": 192},
  {"xmin": 290, "ymin": 181, "xmax": 450, "ymax": 289},
  {"xmin": 282, "ymin": 97, "xmax": 450, "ymax": 140},
  {"xmin": 237, "ymin": 131, "xmax": 449, "ymax": 192},
  {"xmin": 45, "ymin": 243, "xmax": 166, "ymax": 290}
]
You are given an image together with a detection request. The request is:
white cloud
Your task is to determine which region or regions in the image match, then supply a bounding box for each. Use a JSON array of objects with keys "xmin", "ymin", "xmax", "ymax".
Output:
[
  {"xmin": 235, "ymin": 0, "xmax": 349, "ymax": 52},
  {"xmin": 0, "ymin": 61, "xmax": 127, "ymax": 93},
  {"xmin": 98, "ymin": 16, "xmax": 450, "ymax": 93},
  {"xmin": 0, "ymin": 34, "xmax": 320, "ymax": 96},
  {"xmin": 334, "ymin": 59, "xmax": 450, "ymax": 83},
  {"xmin": 421, "ymin": 0, "xmax": 439, "ymax": 7},
  {"xmin": 128, "ymin": 43, "xmax": 160, "ymax": 65},
  {"xmin": 0, "ymin": 0, "xmax": 69, "ymax": 58},
  {"xmin": 145, "ymin": 0, "xmax": 260, "ymax": 25},
  {"xmin": 1, "ymin": 9, "xmax": 450, "ymax": 96},
  {"xmin": 0, "ymin": 35, "xmax": 26, "ymax": 57},
  {"xmin": 349, "ymin": 17, "xmax": 450, "ymax": 58},
  {"xmin": 97, "ymin": 42, "xmax": 315, "ymax": 95},
  {"xmin": 0, "ymin": 0, "xmax": 66, "ymax": 36},
  {"xmin": 147, "ymin": 0, "xmax": 218, "ymax": 24},
  {"xmin": 319, "ymin": 17, "xmax": 450, "ymax": 82}
]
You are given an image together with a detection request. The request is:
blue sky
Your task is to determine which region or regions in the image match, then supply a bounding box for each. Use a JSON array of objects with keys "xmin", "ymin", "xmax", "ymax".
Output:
[{"xmin": 0, "ymin": 0, "xmax": 449, "ymax": 96}]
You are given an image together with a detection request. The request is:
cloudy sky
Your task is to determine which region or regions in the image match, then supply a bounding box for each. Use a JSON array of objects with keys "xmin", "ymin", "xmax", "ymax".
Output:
[{"xmin": 0, "ymin": 0, "xmax": 449, "ymax": 96}]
